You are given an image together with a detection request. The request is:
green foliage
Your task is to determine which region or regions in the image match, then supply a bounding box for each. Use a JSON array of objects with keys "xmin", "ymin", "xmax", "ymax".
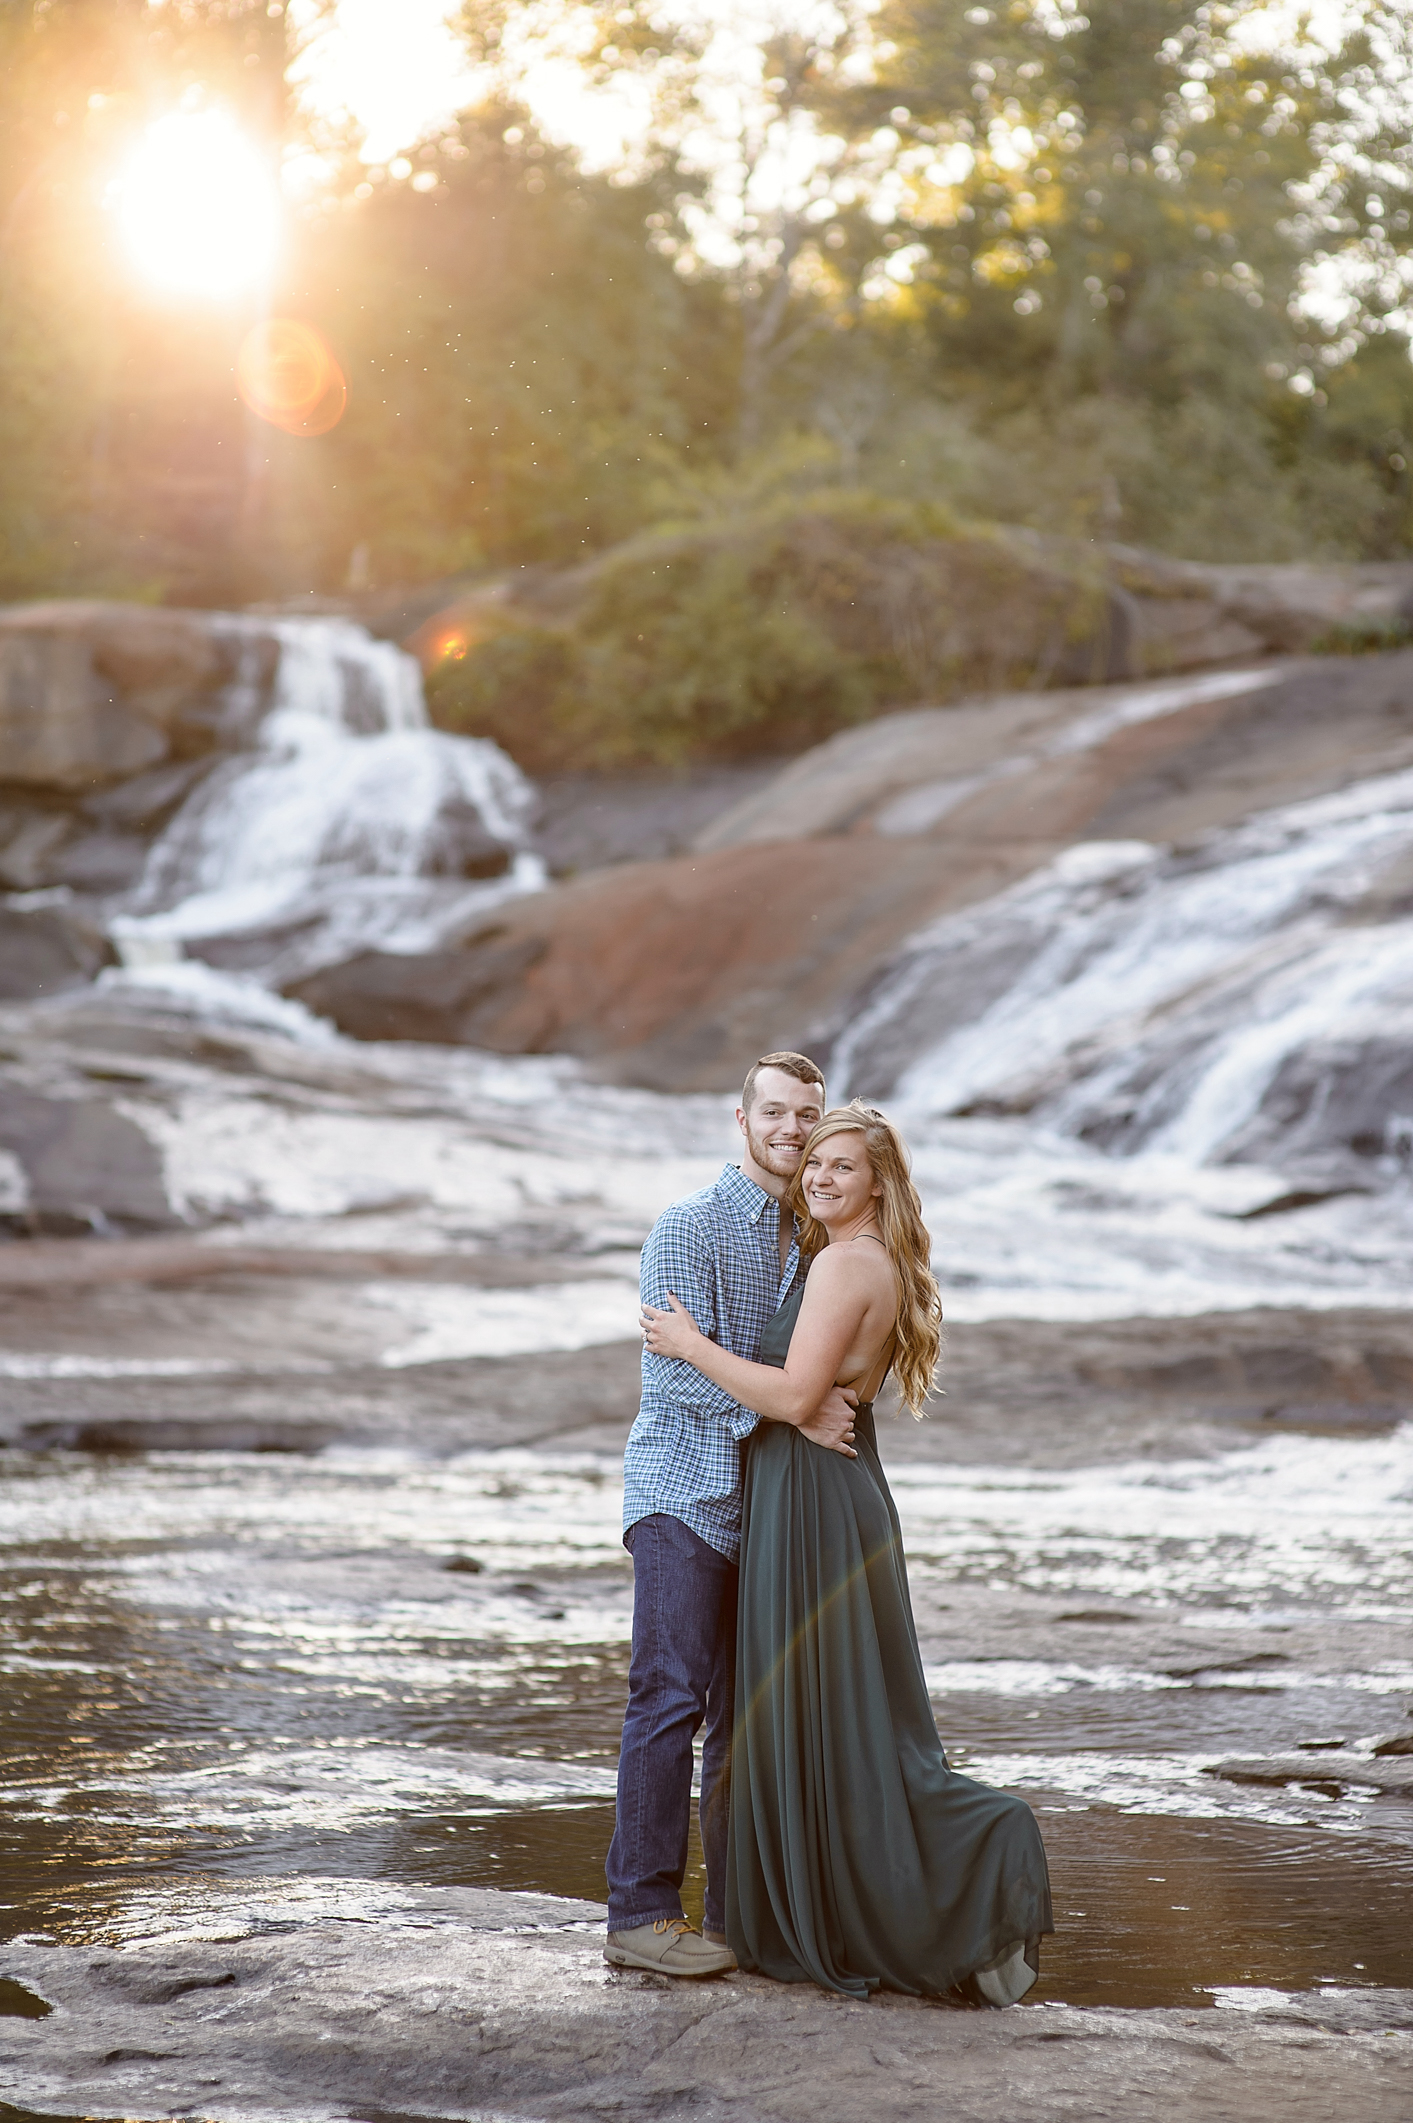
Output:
[
  {"xmin": 849, "ymin": 0, "xmax": 1387, "ymax": 395},
  {"xmin": 833, "ymin": 380, "xmax": 1403, "ymax": 561},
  {"xmin": 1310, "ymin": 617, "xmax": 1413, "ymax": 654},
  {"xmin": 426, "ymin": 491, "xmax": 1115, "ymax": 769},
  {"xmin": 807, "ymin": 0, "xmax": 1413, "ymax": 555},
  {"xmin": 1, "ymin": 0, "xmax": 1412, "ymax": 761},
  {"xmin": 269, "ymin": 108, "xmax": 726, "ymax": 591},
  {"xmin": 425, "ymin": 625, "xmax": 579, "ymax": 765}
]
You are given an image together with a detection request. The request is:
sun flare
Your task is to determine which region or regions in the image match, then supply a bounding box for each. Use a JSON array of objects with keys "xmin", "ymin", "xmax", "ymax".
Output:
[{"xmin": 116, "ymin": 110, "xmax": 281, "ymax": 299}]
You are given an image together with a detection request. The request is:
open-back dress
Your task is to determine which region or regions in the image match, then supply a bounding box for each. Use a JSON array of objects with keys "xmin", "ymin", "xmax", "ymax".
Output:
[{"xmin": 725, "ymin": 1279, "xmax": 1053, "ymax": 1999}]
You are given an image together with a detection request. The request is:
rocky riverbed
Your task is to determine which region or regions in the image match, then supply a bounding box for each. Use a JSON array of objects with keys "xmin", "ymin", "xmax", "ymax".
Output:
[
  {"xmin": 0, "ymin": 987, "xmax": 1410, "ymax": 2121},
  {"xmin": 3, "ymin": 596, "xmax": 1413, "ymax": 2120},
  {"xmin": 1, "ymin": 1395, "xmax": 1411, "ymax": 2122}
]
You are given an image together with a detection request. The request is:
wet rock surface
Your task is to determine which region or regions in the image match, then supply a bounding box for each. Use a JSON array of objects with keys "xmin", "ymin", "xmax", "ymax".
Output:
[
  {"xmin": 0, "ymin": 1080, "xmax": 175, "ymax": 1234},
  {"xmin": 0, "ymin": 605, "xmax": 543, "ymax": 1010},
  {"xmin": 286, "ymin": 927, "xmax": 552, "ymax": 1046},
  {"xmin": 4, "ymin": 604, "xmax": 1413, "ymax": 2123},
  {"xmin": 1209, "ymin": 1751, "xmax": 1413, "ymax": 1796},
  {"xmin": 6, "ymin": 602, "xmax": 1413, "ymax": 1094},
  {"xmin": 824, "ymin": 753, "xmax": 1413, "ymax": 1205},
  {"xmin": 2, "ymin": 1280, "xmax": 1411, "ymax": 1465},
  {"xmin": 695, "ymin": 651, "xmax": 1413, "ymax": 855},
  {"xmin": 534, "ymin": 764, "xmax": 782, "ymax": 875},
  {"xmin": 1, "ymin": 973, "xmax": 1411, "ymax": 1310},
  {"xmin": 2, "ymin": 1180, "xmax": 1410, "ymax": 2103},
  {"xmin": 0, "ymin": 1883, "xmax": 1409, "ymax": 2123},
  {"xmin": 294, "ymin": 652, "xmax": 1413, "ymax": 1088}
]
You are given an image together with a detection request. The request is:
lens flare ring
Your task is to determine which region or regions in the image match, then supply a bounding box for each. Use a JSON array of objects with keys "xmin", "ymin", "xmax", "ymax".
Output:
[{"xmin": 237, "ymin": 319, "xmax": 348, "ymax": 437}]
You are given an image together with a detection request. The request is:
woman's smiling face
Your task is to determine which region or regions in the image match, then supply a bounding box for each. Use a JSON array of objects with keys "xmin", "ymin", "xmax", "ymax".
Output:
[{"xmin": 801, "ymin": 1132, "xmax": 882, "ymax": 1231}]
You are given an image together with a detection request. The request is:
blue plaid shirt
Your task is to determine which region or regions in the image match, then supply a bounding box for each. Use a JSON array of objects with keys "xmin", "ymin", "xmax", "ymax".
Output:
[{"xmin": 623, "ymin": 1163, "xmax": 801, "ymax": 1561}]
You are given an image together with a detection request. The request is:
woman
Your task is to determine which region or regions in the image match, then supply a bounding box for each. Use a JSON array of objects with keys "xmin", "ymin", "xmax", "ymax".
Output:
[{"xmin": 641, "ymin": 1103, "xmax": 1052, "ymax": 2005}]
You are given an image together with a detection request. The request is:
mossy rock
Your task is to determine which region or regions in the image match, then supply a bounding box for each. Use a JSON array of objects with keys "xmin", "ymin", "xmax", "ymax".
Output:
[{"xmin": 426, "ymin": 495, "xmax": 1121, "ymax": 771}]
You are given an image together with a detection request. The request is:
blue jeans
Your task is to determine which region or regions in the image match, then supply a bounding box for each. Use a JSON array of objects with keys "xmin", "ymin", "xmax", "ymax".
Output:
[{"xmin": 605, "ymin": 1513, "xmax": 738, "ymax": 1934}]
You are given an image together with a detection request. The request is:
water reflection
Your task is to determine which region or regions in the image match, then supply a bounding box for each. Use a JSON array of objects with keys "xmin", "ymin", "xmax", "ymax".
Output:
[
  {"xmin": 1040, "ymin": 1811, "xmax": 1413, "ymax": 2008},
  {"xmin": 2, "ymin": 1432, "xmax": 1409, "ymax": 2011}
]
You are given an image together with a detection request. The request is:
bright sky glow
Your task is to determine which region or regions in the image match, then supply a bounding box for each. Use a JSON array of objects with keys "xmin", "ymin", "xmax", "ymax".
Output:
[
  {"xmin": 283, "ymin": 0, "xmax": 865, "ymax": 283},
  {"xmin": 187, "ymin": 0, "xmax": 1410, "ymax": 343},
  {"xmin": 289, "ymin": 0, "xmax": 485, "ymax": 165},
  {"xmin": 288, "ymin": 0, "xmax": 846, "ymax": 181},
  {"xmin": 1226, "ymin": 0, "xmax": 1353, "ymax": 57},
  {"xmin": 116, "ymin": 110, "xmax": 282, "ymax": 298}
]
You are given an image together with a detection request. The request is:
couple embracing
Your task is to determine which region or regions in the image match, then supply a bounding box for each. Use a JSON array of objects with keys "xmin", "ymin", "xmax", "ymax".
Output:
[{"xmin": 605, "ymin": 1052, "xmax": 1053, "ymax": 2004}]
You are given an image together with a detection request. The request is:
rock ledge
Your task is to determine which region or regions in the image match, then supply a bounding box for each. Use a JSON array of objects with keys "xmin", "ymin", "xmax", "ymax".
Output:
[{"xmin": 2, "ymin": 1878, "xmax": 1410, "ymax": 2123}]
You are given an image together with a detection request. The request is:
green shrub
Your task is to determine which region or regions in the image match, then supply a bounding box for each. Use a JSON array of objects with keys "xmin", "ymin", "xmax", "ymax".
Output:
[
  {"xmin": 1309, "ymin": 616, "xmax": 1413, "ymax": 656},
  {"xmin": 426, "ymin": 492, "xmax": 1115, "ymax": 771}
]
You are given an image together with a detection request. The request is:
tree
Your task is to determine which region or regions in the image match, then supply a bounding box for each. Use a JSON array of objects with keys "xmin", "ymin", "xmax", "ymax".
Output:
[
  {"xmin": 269, "ymin": 101, "xmax": 725, "ymax": 588},
  {"xmin": 809, "ymin": 0, "xmax": 1413, "ymax": 551},
  {"xmin": 564, "ymin": 0, "xmax": 883, "ymax": 455}
]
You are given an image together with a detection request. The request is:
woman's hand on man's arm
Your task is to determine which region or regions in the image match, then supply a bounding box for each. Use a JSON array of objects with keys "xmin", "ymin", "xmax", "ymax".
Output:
[
  {"xmin": 639, "ymin": 1294, "xmax": 705, "ymax": 1360},
  {"xmin": 640, "ymin": 1287, "xmax": 860, "ymax": 1457}
]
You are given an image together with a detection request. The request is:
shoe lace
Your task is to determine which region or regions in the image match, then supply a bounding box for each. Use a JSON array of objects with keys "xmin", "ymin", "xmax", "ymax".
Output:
[{"xmin": 652, "ymin": 1917, "xmax": 695, "ymax": 1937}]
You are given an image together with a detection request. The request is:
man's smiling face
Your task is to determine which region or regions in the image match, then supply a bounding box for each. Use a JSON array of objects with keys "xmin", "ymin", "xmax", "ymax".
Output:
[{"xmin": 736, "ymin": 1066, "xmax": 826, "ymax": 1187}]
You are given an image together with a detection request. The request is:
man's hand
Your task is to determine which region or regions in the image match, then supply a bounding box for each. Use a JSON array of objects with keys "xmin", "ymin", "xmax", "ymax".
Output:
[{"xmin": 798, "ymin": 1383, "xmax": 859, "ymax": 1458}]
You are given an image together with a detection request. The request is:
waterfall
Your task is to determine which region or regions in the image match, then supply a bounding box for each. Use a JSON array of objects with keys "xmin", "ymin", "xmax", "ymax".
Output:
[
  {"xmin": 113, "ymin": 618, "xmax": 543, "ymax": 987},
  {"xmin": 834, "ymin": 766, "xmax": 1413, "ymax": 1185}
]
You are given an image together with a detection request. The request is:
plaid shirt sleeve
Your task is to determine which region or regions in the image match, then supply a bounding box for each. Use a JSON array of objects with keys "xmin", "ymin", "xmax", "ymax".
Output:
[{"xmin": 639, "ymin": 1200, "xmax": 747, "ymax": 1426}]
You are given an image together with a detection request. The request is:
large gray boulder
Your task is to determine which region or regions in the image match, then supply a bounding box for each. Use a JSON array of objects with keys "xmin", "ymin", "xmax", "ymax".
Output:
[
  {"xmin": 1113, "ymin": 549, "xmax": 1413, "ymax": 659},
  {"xmin": 0, "ymin": 601, "xmax": 277, "ymax": 792},
  {"xmin": 0, "ymin": 898, "xmax": 115, "ymax": 1001},
  {"xmin": 0, "ymin": 761, "xmax": 216, "ymax": 894},
  {"xmin": 1219, "ymin": 1034, "xmax": 1413, "ymax": 1179},
  {"xmin": 695, "ymin": 652, "xmax": 1413, "ymax": 855},
  {"xmin": 0, "ymin": 620, "xmax": 168, "ymax": 788}
]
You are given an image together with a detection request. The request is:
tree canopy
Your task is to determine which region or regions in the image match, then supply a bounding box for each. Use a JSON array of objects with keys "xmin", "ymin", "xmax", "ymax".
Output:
[{"xmin": 1, "ymin": 0, "xmax": 1411, "ymax": 670}]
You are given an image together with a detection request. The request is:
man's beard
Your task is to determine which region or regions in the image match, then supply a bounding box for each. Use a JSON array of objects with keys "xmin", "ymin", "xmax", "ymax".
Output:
[{"xmin": 744, "ymin": 1119, "xmax": 804, "ymax": 1180}]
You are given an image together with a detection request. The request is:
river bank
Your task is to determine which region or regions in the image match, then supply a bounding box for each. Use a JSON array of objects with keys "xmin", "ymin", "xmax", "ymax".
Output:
[{"xmin": 3, "ymin": 1310, "xmax": 1410, "ymax": 2026}]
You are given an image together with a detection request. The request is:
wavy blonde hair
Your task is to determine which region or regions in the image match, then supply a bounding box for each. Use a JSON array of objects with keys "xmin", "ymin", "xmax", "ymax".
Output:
[{"xmin": 787, "ymin": 1103, "xmax": 943, "ymax": 1418}]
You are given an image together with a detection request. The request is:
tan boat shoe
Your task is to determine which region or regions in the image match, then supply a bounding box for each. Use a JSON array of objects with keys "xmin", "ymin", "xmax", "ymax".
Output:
[{"xmin": 604, "ymin": 1916, "xmax": 737, "ymax": 1977}]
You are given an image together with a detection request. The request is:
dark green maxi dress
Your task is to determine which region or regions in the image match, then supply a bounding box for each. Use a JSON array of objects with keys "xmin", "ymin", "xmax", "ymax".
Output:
[{"xmin": 725, "ymin": 1283, "xmax": 1053, "ymax": 2000}]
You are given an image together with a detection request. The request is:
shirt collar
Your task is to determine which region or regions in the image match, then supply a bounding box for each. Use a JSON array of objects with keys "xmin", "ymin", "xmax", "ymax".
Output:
[{"xmin": 718, "ymin": 1160, "xmax": 780, "ymax": 1227}]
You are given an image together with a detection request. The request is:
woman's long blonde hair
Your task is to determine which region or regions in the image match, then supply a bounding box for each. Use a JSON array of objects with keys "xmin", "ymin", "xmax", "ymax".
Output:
[{"xmin": 788, "ymin": 1103, "xmax": 943, "ymax": 1417}]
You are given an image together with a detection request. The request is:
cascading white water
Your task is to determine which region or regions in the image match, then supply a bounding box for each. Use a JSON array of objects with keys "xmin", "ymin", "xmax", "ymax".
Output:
[
  {"xmin": 834, "ymin": 765, "xmax": 1413, "ymax": 1185},
  {"xmin": 78, "ymin": 619, "xmax": 1413, "ymax": 1314},
  {"xmin": 113, "ymin": 618, "xmax": 543, "ymax": 986}
]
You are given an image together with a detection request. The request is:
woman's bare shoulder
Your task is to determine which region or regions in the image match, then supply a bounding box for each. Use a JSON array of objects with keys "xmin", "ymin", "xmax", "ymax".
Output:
[{"xmin": 805, "ymin": 1240, "xmax": 895, "ymax": 1290}]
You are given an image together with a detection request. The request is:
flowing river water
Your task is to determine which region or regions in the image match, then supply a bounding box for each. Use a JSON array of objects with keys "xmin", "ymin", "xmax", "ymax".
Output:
[{"xmin": 3, "ymin": 1406, "xmax": 1410, "ymax": 2013}]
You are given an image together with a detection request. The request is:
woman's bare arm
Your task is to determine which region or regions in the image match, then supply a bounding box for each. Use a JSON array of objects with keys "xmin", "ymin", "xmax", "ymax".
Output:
[{"xmin": 641, "ymin": 1248, "xmax": 885, "ymax": 1426}]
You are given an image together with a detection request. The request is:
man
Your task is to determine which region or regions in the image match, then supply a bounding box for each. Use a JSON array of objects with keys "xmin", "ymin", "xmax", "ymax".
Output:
[{"xmin": 604, "ymin": 1051, "xmax": 858, "ymax": 1977}]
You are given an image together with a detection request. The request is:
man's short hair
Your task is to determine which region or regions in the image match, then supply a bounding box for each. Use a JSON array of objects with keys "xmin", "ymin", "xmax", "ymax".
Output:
[{"xmin": 740, "ymin": 1051, "xmax": 827, "ymax": 1113}]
